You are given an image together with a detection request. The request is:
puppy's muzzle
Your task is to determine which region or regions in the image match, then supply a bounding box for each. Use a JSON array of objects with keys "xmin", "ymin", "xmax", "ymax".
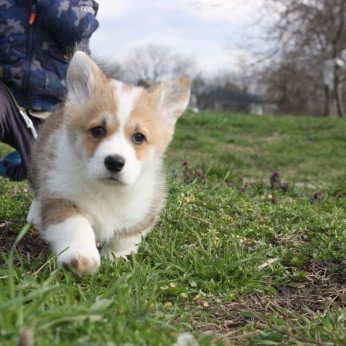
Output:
[{"xmin": 104, "ymin": 155, "xmax": 125, "ymax": 173}]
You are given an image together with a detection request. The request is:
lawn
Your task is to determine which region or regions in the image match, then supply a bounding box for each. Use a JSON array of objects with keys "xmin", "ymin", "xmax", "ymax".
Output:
[{"xmin": 0, "ymin": 111, "xmax": 345, "ymax": 345}]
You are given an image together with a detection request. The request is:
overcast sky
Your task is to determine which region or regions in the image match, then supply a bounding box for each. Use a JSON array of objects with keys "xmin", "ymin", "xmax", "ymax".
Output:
[{"xmin": 89, "ymin": 0, "xmax": 265, "ymax": 76}]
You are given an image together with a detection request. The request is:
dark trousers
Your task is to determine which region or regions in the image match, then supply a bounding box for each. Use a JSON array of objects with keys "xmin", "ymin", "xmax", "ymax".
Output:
[{"xmin": 0, "ymin": 82, "xmax": 42, "ymax": 181}]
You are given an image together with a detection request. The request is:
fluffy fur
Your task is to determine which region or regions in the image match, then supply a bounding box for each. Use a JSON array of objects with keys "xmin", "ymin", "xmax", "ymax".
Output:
[{"xmin": 27, "ymin": 51, "xmax": 190, "ymax": 275}]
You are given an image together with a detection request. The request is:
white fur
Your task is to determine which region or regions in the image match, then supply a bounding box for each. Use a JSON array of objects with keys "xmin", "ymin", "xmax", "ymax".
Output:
[
  {"xmin": 27, "ymin": 198, "xmax": 41, "ymax": 226},
  {"xmin": 86, "ymin": 130, "xmax": 142, "ymax": 185},
  {"xmin": 101, "ymin": 233, "xmax": 143, "ymax": 260},
  {"xmin": 36, "ymin": 132, "xmax": 162, "ymax": 275},
  {"xmin": 67, "ymin": 51, "xmax": 94, "ymax": 104},
  {"xmin": 44, "ymin": 215, "xmax": 100, "ymax": 274},
  {"xmin": 44, "ymin": 127, "xmax": 161, "ymax": 242},
  {"xmin": 113, "ymin": 81, "xmax": 142, "ymax": 128},
  {"xmin": 85, "ymin": 82, "xmax": 145, "ymax": 185}
]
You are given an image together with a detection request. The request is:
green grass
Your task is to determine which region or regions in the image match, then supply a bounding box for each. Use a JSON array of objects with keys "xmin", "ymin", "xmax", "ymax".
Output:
[
  {"xmin": 168, "ymin": 111, "xmax": 346, "ymax": 184},
  {"xmin": 0, "ymin": 111, "xmax": 345, "ymax": 345}
]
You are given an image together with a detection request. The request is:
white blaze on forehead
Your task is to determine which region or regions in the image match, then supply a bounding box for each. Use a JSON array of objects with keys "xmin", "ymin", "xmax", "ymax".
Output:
[{"xmin": 112, "ymin": 80, "xmax": 143, "ymax": 130}]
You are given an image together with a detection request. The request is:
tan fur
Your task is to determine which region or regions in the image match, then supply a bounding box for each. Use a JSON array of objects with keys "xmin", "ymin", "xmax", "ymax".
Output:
[
  {"xmin": 124, "ymin": 90, "xmax": 171, "ymax": 161},
  {"xmin": 41, "ymin": 198, "xmax": 80, "ymax": 229},
  {"xmin": 118, "ymin": 216, "xmax": 157, "ymax": 238},
  {"xmin": 150, "ymin": 78, "xmax": 191, "ymax": 121},
  {"xmin": 125, "ymin": 78, "xmax": 191, "ymax": 159},
  {"xmin": 28, "ymin": 107, "xmax": 64, "ymax": 193},
  {"xmin": 64, "ymin": 69, "xmax": 119, "ymax": 158}
]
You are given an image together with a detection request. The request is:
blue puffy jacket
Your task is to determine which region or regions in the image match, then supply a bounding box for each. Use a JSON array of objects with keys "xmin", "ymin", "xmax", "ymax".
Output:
[{"xmin": 0, "ymin": 0, "xmax": 99, "ymax": 111}]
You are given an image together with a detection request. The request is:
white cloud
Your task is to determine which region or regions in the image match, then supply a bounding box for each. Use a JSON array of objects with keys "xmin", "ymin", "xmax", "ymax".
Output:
[
  {"xmin": 187, "ymin": 0, "xmax": 265, "ymax": 22},
  {"xmin": 96, "ymin": 0, "xmax": 128, "ymax": 20},
  {"xmin": 90, "ymin": 0, "xmax": 266, "ymax": 75}
]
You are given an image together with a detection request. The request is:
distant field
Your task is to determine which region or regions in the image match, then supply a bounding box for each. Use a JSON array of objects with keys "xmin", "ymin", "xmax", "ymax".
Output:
[
  {"xmin": 167, "ymin": 111, "xmax": 346, "ymax": 186},
  {"xmin": 0, "ymin": 111, "xmax": 345, "ymax": 345}
]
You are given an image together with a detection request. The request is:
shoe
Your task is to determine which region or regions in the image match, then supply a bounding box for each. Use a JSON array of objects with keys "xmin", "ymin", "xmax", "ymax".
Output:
[{"xmin": 0, "ymin": 151, "xmax": 22, "ymax": 177}]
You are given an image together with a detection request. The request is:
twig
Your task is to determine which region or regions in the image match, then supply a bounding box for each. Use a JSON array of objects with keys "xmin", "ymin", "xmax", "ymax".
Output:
[
  {"xmin": 253, "ymin": 314, "xmax": 325, "ymax": 346},
  {"xmin": 211, "ymin": 330, "xmax": 261, "ymax": 343},
  {"xmin": 31, "ymin": 257, "xmax": 54, "ymax": 276},
  {"xmin": 257, "ymin": 258, "xmax": 279, "ymax": 270},
  {"xmin": 185, "ymin": 213, "xmax": 228, "ymax": 231},
  {"xmin": 186, "ymin": 213, "xmax": 213, "ymax": 225}
]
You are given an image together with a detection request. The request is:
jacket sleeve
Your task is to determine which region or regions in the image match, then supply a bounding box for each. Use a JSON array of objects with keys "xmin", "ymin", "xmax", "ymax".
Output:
[{"xmin": 37, "ymin": 0, "xmax": 99, "ymax": 45}]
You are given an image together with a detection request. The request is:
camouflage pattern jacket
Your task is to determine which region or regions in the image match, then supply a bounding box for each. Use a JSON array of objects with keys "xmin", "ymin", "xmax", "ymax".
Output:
[{"xmin": 0, "ymin": 0, "xmax": 99, "ymax": 111}]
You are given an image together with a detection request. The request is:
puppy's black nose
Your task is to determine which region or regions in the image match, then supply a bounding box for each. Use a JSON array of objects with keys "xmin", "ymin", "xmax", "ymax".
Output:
[{"xmin": 104, "ymin": 155, "xmax": 125, "ymax": 173}]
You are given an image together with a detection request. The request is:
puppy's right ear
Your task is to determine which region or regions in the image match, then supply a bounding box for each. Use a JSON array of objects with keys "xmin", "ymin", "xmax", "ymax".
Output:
[
  {"xmin": 66, "ymin": 51, "xmax": 100, "ymax": 104},
  {"xmin": 151, "ymin": 78, "xmax": 191, "ymax": 130}
]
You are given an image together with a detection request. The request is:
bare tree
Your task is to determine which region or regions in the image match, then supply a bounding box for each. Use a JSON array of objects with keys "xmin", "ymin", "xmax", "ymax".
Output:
[
  {"xmin": 261, "ymin": 0, "xmax": 346, "ymax": 117},
  {"xmin": 93, "ymin": 56, "xmax": 125, "ymax": 80},
  {"xmin": 121, "ymin": 44, "xmax": 199, "ymax": 83},
  {"xmin": 171, "ymin": 54, "xmax": 199, "ymax": 81},
  {"xmin": 122, "ymin": 44, "xmax": 172, "ymax": 82}
]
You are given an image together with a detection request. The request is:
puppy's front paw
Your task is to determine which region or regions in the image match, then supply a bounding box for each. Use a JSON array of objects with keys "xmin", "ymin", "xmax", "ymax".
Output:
[
  {"xmin": 27, "ymin": 199, "xmax": 41, "ymax": 226},
  {"xmin": 58, "ymin": 248, "xmax": 100, "ymax": 275}
]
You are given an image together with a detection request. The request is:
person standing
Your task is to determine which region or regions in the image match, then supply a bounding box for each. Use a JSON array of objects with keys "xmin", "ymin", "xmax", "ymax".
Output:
[{"xmin": 0, "ymin": 0, "xmax": 99, "ymax": 180}]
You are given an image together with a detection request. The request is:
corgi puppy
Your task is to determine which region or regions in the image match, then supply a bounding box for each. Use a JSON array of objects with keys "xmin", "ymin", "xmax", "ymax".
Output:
[{"xmin": 27, "ymin": 51, "xmax": 190, "ymax": 275}]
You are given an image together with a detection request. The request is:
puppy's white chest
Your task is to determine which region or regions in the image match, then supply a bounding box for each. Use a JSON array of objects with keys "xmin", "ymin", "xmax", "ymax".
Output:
[{"xmin": 80, "ymin": 187, "xmax": 151, "ymax": 241}]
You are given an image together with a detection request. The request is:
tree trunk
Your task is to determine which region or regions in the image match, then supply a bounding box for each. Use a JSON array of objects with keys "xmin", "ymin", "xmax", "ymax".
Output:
[
  {"xmin": 323, "ymin": 85, "xmax": 330, "ymax": 116},
  {"xmin": 334, "ymin": 66, "xmax": 345, "ymax": 117}
]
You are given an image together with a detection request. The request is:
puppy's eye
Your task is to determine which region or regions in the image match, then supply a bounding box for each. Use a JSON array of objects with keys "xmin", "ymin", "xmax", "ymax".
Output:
[
  {"xmin": 132, "ymin": 132, "xmax": 146, "ymax": 145},
  {"xmin": 90, "ymin": 126, "xmax": 107, "ymax": 138}
]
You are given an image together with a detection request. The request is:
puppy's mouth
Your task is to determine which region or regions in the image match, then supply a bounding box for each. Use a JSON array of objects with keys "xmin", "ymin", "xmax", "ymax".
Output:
[
  {"xmin": 101, "ymin": 174, "xmax": 127, "ymax": 185},
  {"xmin": 104, "ymin": 176, "xmax": 122, "ymax": 183},
  {"xmin": 105, "ymin": 176, "xmax": 120, "ymax": 182}
]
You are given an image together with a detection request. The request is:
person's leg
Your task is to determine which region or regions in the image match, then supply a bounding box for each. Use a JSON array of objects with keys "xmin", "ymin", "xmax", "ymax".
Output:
[
  {"xmin": 0, "ymin": 150, "xmax": 22, "ymax": 177},
  {"xmin": 0, "ymin": 83, "xmax": 42, "ymax": 180}
]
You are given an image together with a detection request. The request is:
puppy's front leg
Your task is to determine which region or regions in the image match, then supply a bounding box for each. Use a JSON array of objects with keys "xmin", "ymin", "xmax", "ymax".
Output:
[{"xmin": 42, "ymin": 199, "xmax": 100, "ymax": 275}]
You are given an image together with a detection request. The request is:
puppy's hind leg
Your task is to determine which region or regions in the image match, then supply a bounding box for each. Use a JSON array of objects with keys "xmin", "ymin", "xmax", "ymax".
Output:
[{"xmin": 101, "ymin": 230, "xmax": 149, "ymax": 261}]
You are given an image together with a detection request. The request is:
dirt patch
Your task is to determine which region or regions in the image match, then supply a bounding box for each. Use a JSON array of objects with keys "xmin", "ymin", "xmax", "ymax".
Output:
[
  {"xmin": 0, "ymin": 220, "xmax": 50, "ymax": 266},
  {"xmin": 191, "ymin": 260, "xmax": 345, "ymax": 342}
]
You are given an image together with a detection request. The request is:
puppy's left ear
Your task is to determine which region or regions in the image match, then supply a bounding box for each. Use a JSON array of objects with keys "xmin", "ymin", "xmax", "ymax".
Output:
[{"xmin": 152, "ymin": 78, "xmax": 191, "ymax": 129}]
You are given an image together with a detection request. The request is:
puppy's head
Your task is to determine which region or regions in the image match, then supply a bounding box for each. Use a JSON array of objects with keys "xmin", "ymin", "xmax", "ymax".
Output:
[{"xmin": 64, "ymin": 51, "xmax": 190, "ymax": 186}]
